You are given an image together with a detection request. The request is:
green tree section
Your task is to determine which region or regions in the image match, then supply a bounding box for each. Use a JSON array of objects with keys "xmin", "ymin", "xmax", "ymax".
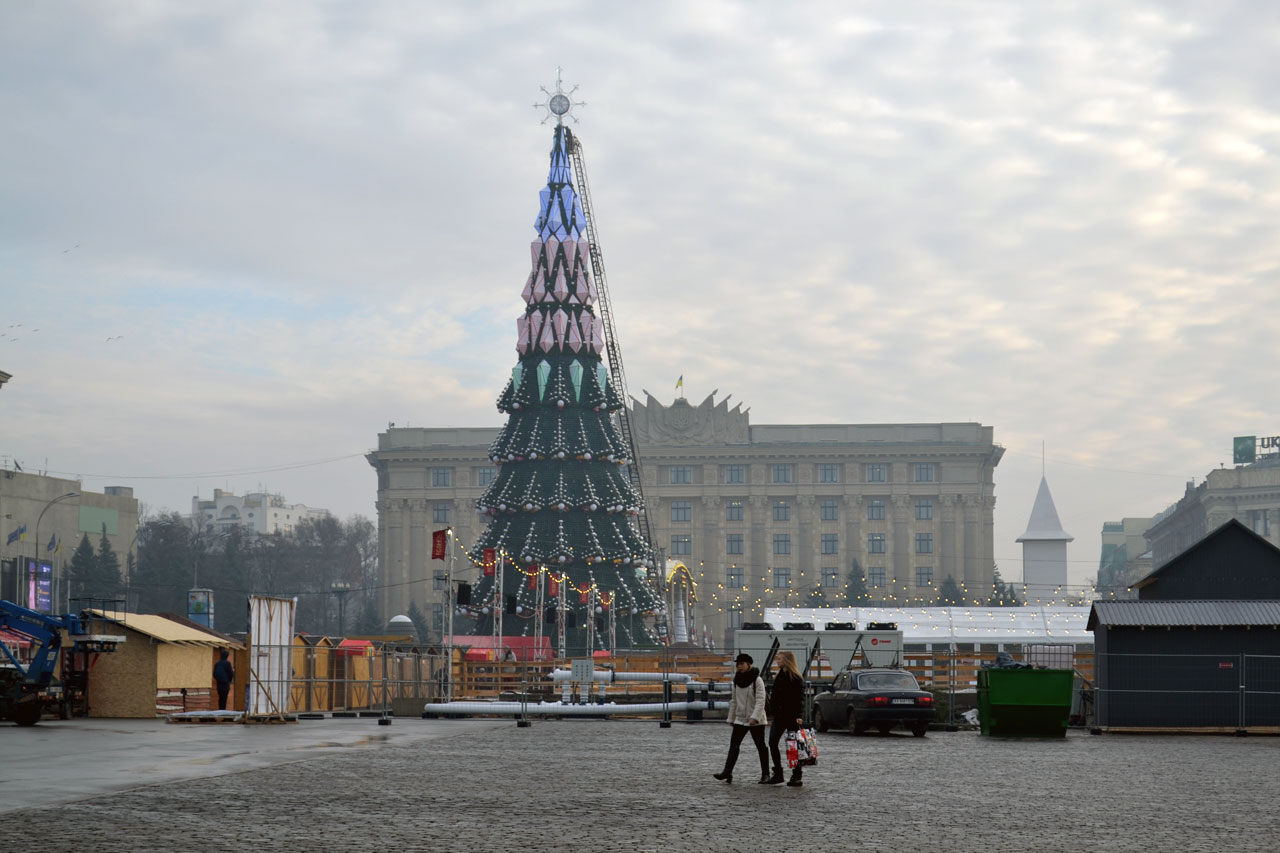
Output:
[{"xmin": 130, "ymin": 512, "xmax": 378, "ymax": 636}]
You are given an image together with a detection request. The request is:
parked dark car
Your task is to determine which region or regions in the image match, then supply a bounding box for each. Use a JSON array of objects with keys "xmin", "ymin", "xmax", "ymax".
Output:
[{"xmin": 813, "ymin": 668, "xmax": 934, "ymax": 737}]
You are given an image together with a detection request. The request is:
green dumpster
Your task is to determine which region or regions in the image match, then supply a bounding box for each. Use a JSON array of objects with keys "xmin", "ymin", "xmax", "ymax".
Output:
[{"xmin": 976, "ymin": 668, "xmax": 1074, "ymax": 737}]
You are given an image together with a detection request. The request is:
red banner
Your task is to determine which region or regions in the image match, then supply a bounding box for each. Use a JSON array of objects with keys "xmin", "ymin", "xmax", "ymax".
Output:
[
  {"xmin": 431, "ymin": 530, "xmax": 447, "ymax": 561},
  {"xmin": 482, "ymin": 548, "xmax": 496, "ymax": 576},
  {"xmin": 548, "ymin": 576, "xmax": 559, "ymax": 596},
  {"xmin": 528, "ymin": 573, "xmax": 538, "ymax": 590},
  {"xmin": 579, "ymin": 589, "xmax": 589, "ymax": 604}
]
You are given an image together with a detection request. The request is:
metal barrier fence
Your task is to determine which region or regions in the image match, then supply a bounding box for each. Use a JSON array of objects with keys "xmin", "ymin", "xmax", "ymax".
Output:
[
  {"xmin": 1094, "ymin": 653, "xmax": 1280, "ymax": 730},
  {"xmin": 252, "ymin": 644, "xmax": 1101, "ymax": 713}
]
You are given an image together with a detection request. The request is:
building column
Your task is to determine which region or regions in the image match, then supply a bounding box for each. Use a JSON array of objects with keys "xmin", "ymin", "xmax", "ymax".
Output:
[{"xmin": 891, "ymin": 495, "xmax": 910, "ymax": 604}]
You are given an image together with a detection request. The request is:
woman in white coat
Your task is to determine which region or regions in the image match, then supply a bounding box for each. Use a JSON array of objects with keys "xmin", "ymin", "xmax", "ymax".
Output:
[{"xmin": 713, "ymin": 653, "xmax": 770, "ymax": 784}]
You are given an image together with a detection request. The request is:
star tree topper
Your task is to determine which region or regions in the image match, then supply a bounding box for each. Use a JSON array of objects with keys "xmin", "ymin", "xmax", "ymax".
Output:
[{"xmin": 535, "ymin": 67, "xmax": 585, "ymax": 125}]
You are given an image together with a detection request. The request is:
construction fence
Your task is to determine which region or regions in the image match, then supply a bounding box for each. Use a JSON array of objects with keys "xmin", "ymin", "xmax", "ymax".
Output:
[
  {"xmin": 244, "ymin": 642, "xmax": 1097, "ymax": 714},
  {"xmin": 1094, "ymin": 652, "xmax": 1280, "ymax": 730}
]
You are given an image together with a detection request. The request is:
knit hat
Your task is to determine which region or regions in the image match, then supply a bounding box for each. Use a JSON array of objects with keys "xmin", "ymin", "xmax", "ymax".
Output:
[{"xmin": 734, "ymin": 653, "xmax": 753, "ymax": 665}]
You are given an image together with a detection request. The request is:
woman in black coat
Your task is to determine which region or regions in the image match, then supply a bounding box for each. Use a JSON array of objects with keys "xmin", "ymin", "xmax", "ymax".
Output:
[{"xmin": 767, "ymin": 650, "xmax": 806, "ymax": 786}]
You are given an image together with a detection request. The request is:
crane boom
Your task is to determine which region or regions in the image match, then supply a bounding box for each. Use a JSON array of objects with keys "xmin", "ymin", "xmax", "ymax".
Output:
[{"xmin": 567, "ymin": 131, "xmax": 668, "ymax": 642}]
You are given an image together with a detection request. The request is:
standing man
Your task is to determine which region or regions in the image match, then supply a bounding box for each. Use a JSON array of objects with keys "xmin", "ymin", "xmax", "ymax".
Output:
[{"xmin": 213, "ymin": 648, "xmax": 235, "ymax": 711}]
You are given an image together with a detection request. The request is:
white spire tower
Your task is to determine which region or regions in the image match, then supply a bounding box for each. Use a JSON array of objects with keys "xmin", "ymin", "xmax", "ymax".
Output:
[{"xmin": 1016, "ymin": 475, "xmax": 1073, "ymax": 601}]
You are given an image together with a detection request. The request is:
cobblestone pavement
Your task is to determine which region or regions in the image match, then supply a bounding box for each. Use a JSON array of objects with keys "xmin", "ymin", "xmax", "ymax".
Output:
[{"xmin": 2, "ymin": 720, "xmax": 1278, "ymax": 852}]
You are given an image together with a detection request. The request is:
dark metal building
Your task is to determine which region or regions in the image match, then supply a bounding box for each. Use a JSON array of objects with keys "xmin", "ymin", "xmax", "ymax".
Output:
[
  {"xmin": 1088, "ymin": 520, "xmax": 1280, "ymax": 730},
  {"xmin": 1088, "ymin": 600, "xmax": 1280, "ymax": 728}
]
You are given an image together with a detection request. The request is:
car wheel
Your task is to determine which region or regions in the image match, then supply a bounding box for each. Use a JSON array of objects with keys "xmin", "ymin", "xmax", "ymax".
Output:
[
  {"xmin": 876, "ymin": 722, "xmax": 893, "ymax": 735},
  {"xmin": 911, "ymin": 724, "xmax": 928, "ymax": 738},
  {"xmin": 814, "ymin": 707, "xmax": 829, "ymax": 733},
  {"xmin": 848, "ymin": 712, "xmax": 865, "ymax": 736}
]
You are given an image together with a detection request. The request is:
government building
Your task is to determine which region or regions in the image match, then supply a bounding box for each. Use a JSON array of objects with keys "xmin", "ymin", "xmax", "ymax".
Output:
[{"xmin": 367, "ymin": 392, "xmax": 1003, "ymax": 647}]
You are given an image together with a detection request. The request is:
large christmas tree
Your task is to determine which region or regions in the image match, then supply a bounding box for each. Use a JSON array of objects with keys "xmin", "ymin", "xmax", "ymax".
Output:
[{"xmin": 463, "ymin": 123, "xmax": 662, "ymax": 654}]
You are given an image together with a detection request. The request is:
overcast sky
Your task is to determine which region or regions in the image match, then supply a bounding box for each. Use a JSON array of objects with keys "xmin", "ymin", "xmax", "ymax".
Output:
[{"xmin": 3, "ymin": 1, "xmax": 1279, "ymax": 592}]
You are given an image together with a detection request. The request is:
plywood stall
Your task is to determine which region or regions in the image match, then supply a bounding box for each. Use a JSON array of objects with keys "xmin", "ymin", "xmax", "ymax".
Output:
[{"xmin": 84, "ymin": 611, "xmax": 242, "ymax": 718}]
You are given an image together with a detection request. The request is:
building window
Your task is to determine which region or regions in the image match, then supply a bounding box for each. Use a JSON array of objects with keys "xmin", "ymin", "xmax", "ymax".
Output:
[
  {"xmin": 774, "ymin": 534, "xmax": 791, "ymax": 555},
  {"xmin": 868, "ymin": 566, "xmax": 886, "ymax": 586},
  {"xmin": 821, "ymin": 533, "xmax": 838, "ymax": 555},
  {"xmin": 728, "ymin": 606, "xmax": 743, "ymax": 630},
  {"xmin": 669, "ymin": 466, "xmax": 692, "ymax": 484},
  {"xmin": 867, "ymin": 499, "xmax": 885, "ymax": 521},
  {"xmin": 822, "ymin": 567, "xmax": 839, "ymax": 588},
  {"xmin": 916, "ymin": 499, "xmax": 933, "ymax": 521},
  {"xmin": 773, "ymin": 567, "xmax": 792, "ymax": 588},
  {"xmin": 433, "ymin": 502, "xmax": 451, "ymax": 524},
  {"xmin": 916, "ymin": 533, "xmax": 933, "ymax": 554},
  {"xmin": 726, "ymin": 501, "xmax": 744, "ymax": 522},
  {"xmin": 723, "ymin": 465, "xmax": 745, "ymax": 484},
  {"xmin": 866, "ymin": 463, "xmax": 886, "ymax": 483},
  {"xmin": 726, "ymin": 533, "xmax": 744, "ymax": 555},
  {"xmin": 727, "ymin": 566, "xmax": 743, "ymax": 588},
  {"xmin": 818, "ymin": 463, "xmax": 839, "ymax": 483},
  {"xmin": 916, "ymin": 566, "xmax": 934, "ymax": 587},
  {"xmin": 431, "ymin": 467, "xmax": 452, "ymax": 487},
  {"xmin": 914, "ymin": 463, "xmax": 935, "ymax": 483},
  {"xmin": 433, "ymin": 571, "xmax": 447, "ymax": 591},
  {"xmin": 773, "ymin": 500, "xmax": 790, "ymax": 522},
  {"xmin": 772, "ymin": 464, "xmax": 792, "ymax": 484},
  {"xmin": 670, "ymin": 534, "xmax": 691, "ymax": 556},
  {"xmin": 432, "ymin": 603, "xmax": 444, "ymax": 632},
  {"xmin": 867, "ymin": 533, "xmax": 886, "ymax": 554},
  {"xmin": 821, "ymin": 499, "xmax": 838, "ymax": 522},
  {"xmin": 671, "ymin": 501, "xmax": 692, "ymax": 523},
  {"xmin": 475, "ymin": 467, "xmax": 496, "ymax": 487}
]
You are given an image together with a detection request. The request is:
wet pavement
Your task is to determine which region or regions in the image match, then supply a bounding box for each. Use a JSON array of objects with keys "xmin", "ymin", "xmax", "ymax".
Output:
[{"xmin": 2, "ymin": 717, "xmax": 1278, "ymax": 851}]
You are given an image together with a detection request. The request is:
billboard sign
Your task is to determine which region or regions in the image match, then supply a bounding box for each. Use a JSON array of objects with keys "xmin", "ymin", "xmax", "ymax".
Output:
[
  {"xmin": 1235, "ymin": 435, "xmax": 1280, "ymax": 464},
  {"xmin": 26, "ymin": 560, "xmax": 52, "ymax": 612}
]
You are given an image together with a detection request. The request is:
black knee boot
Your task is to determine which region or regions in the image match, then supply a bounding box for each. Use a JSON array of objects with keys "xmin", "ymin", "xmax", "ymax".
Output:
[{"xmin": 787, "ymin": 766, "xmax": 803, "ymax": 787}]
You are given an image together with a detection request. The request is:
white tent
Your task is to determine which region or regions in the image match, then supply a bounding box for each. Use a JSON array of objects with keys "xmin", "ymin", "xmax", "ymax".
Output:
[{"xmin": 762, "ymin": 605, "xmax": 1092, "ymax": 646}]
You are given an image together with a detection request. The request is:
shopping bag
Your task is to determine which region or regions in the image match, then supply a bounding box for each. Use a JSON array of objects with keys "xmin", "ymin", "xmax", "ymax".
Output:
[
  {"xmin": 798, "ymin": 727, "xmax": 819, "ymax": 766},
  {"xmin": 784, "ymin": 731, "xmax": 800, "ymax": 769}
]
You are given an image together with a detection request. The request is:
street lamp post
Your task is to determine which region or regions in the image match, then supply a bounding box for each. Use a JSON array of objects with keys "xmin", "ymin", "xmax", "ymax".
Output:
[
  {"xmin": 330, "ymin": 581, "xmax": 352, "ymax": 636},
  {"xmin": 35, "ymin": 492, "xmax": 78, "ymax": 612}
]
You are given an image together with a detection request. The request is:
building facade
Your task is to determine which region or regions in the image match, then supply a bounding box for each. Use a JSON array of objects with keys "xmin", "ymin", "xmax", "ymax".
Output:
[
  {"xmin": 367, "ymin": 394, "xmax": 1002, "ymax": 647},
  {"xmin": 1145, "ymin": 456, "xmax": 1280, "ymax": 568},
  {"xmin": 0, "ymin": 468, "xmax": 139, "ymax": 611},
  {"xmin": 190, "ymin": 489, "xmax": 330, "ymax": 536},
  {"xmin": 1097, "ymin": 517, "xmax": 1153, "ymax": 598}
]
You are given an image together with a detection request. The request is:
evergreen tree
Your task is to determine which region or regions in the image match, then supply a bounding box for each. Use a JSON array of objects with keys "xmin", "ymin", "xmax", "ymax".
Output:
[
  {"xmin": 988, "ymin": 567, "xmax": 1020, "ymax": 606},
  {"xmin": 805, "ymin": 586, "xmax": 829, "ymax": 608},
  {"xmin": 354, "ymin": 600, "xmax": 382, "ymax": 636},
  {"xmin": 845, "ymin": 561, "xmax": 870, "ymax": 605},
  {"xmin": 68, "ymin": 531, "xmax": 121, "ymax": 601},
  {"xmin": 466, "ymin": 124, "xmax": 661, "ymax": 654},
  {"xmin": 935, "ymin": 574, "xmax": 964, "ymax": 606},
  {"xmin": 68, "ymin": 533, "xmax": 96, "ymax": 601},
  {"xmin": 94, "ymin": 524, "xmax": 123, "ymax": 599},
  {"xmin": 406, "ymin": 600, "xmax": 429, "ymax": 643}
]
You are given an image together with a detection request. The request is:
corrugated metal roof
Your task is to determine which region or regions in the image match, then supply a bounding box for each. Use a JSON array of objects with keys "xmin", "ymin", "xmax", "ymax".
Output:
[
  {"xmin": 87, "ymin": 610, "xmax": 233, "ymax": 647},
  {"xmin": 1088, "ymin": 600, "xmax": 1280, "ymax": 628}
]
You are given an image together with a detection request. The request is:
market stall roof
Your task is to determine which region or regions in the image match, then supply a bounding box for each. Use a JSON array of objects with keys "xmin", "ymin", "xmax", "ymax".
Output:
[
  {"xmin": 1, "ymin": 627, "xmax": 33, "ymax": 647},
  {"xmin": 335, "ymin": 638, "xmax": 374, "ymax": 656},
  {"xmin": 87, "ymin": 610, "xmax": 238, "ymax": 648},
  {"xmin": 763, "ymin": 605, "xmax": 1093, "ymax": 645}
]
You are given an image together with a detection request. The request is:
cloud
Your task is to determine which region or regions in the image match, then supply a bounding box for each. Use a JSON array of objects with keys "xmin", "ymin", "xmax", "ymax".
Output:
[{"xmin": 3, "ymin": 1, "xmax": 1280, "ymax": 584}]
